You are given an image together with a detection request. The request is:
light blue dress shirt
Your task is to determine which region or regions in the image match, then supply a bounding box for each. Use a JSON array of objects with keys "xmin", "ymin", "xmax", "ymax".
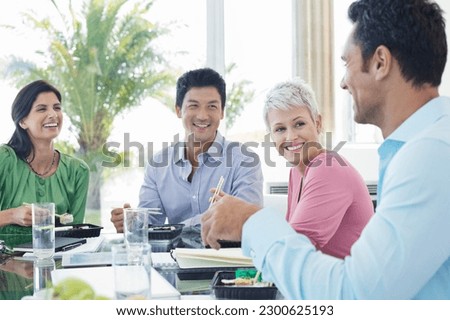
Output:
[
  {"xmin": 139, "ymin": 131, "xmax": 263, "ymax": 226},
  {"xmin": 242, "ymin": 96, "xmax": 450, "ymax": 299}
]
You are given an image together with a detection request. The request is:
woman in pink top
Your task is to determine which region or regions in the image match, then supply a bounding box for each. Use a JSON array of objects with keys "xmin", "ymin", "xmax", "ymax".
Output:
[{"xmin": 264, "ymin": 79, "xmax": 373, "ymax": 259}]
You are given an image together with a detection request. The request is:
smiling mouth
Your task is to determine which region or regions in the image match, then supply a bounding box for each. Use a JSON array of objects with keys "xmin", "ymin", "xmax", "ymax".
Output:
[
  {"xmin": 43, "ymin": 123, "xmax": 58, "ymax": 128},
  {"xmin": 194, "ymin": 123, "xmax": 210, "ymax": 129},
  {"xmin": 285, "ymin": 143, "xmax": 304, "ymax": 152}
]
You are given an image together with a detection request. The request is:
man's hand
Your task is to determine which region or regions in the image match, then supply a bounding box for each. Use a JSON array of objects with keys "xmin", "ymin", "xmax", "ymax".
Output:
[
  {"xmin": 110, "ymin": 203, "xmax": 130, "ymax": 233},
  {"xmin": 201, "ymin": 193, "xmax": 261, "ymax": 249}
]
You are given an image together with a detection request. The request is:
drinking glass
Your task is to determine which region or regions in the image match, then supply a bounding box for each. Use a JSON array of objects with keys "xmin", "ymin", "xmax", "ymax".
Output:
[
  {"xmin": 33, "ymin": 258, "xmax": 56, "ymax": 295},
  {"xmin": 32, "ymin": 202, "xmax": 55, "ymax": 259},
  {"xmin": 123, "ymin": 208, "xmax": 149, "ymax": 245},
  {"xmin": 112, "ymin": 243, "xmax": 152, "ymax": 300}
]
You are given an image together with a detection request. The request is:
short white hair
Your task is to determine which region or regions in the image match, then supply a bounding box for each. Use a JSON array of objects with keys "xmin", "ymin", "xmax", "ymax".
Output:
[{"xmin": 263, "ymin": 78, "xmax": 320, "ymax": 130}]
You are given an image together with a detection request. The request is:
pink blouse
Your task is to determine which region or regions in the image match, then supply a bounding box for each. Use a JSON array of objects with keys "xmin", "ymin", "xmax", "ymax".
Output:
[{"xmin": 286, "ymin": 152, "xmax": 374, "ymax": 259}]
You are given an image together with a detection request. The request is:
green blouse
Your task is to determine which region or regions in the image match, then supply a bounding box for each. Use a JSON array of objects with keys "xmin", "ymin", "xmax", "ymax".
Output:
[{"xmin": 0, "ymin": 144, "xmax": 90, "ymax": 240}]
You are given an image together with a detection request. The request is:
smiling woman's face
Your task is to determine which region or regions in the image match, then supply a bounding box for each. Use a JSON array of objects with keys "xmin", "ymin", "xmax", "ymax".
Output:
[
  {"xmin": 268, "ymin": 106, "xmax": 322, "ymax": 167},
  {"xmin": 20, "ymin": 91, "xmax": 63, "ymax": 143}
]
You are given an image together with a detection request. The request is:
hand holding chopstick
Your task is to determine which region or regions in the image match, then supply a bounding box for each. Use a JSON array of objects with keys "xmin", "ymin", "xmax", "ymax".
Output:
[
  {"xmin": 209, "ymin": 176, "xmax": 225, "ymax": 208},
  {"xmin": 23, "ymin": 202, "xmax": 73, "ymax": 224}
]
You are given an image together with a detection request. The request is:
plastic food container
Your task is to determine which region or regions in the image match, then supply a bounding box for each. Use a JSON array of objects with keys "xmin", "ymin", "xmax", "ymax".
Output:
[
  {"xmin": 148, "ymin": 224, "xmax": 184, "ymax": 240},
  {"xmin": 55, "ymin": 224, "xmax": 103, "ymax": 238},
  {"xmin": 211, "ymin": 270, "xmax": 278, "ymax": 300}
]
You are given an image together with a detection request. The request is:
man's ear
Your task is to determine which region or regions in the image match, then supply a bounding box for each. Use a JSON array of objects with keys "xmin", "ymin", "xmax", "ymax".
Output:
[
  {"xmin": 175, "ymin": 106, "xmax": 182, "ymax": 118},
  {"xmin": 372, "ymin": 45, "xmax": 392, "ymax": 80}
]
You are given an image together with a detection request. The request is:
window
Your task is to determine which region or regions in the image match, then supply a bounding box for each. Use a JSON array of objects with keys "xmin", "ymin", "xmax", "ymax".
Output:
[
  {"xmin": 223, "ymin": 0, "xmax": 292, "ymax": 138},
  {"xmin": 333, "ymin": 0, "xmax": 383, "ymax": 144}
]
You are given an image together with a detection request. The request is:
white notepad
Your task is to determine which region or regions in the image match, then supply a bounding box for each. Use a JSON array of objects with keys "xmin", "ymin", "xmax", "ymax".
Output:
[
  {"xmin": 51, "ymin": 266, "xmax": 180, "ymax": 299},
  {"xmin": 173, "ymin": 248, "xmax": 253, "ymax": 269}
]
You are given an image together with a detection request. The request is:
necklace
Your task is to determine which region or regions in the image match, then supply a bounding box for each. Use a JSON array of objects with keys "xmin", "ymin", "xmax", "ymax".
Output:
[{"xmin": 27, "ymin": 151, "xmax": 57, "ymax": 177}]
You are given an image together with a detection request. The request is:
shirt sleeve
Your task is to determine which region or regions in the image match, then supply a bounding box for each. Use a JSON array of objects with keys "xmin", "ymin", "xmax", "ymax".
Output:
[
  {"xmin": 227, "ymin": 148, "xmax": 264, "ymax": 207},
  {"xmin": 69, "ymin": 160, "xmax": 90, "ymax": 224},
  {"xmin": 138, "ymin": 163, "xmax": 166, "ymax": 224},
  {"xmin": 242, "ymin": 138, "xmax": 450, "ymax": 299},
  {"xmin": 0, "ymin": 146, "xmax": 13, "ymax": 204}
]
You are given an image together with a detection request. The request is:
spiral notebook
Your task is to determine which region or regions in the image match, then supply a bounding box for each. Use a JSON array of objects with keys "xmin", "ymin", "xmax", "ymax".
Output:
[
  {"xmin": 62, "ymin": 251, "xmax": 179, "ymax": 268},
  {"xmin": 152, "ymin": 252, "xmax": 178, "ymax": 269}
]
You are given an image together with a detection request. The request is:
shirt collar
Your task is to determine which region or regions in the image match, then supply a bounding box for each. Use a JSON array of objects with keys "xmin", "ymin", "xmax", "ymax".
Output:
[
  {"xmin": 173, "ymin": 131, "xmax": 225, "ymax": 164},
  {"xmin": 387, "ymin": 96, "xmax": 450, "ymax": 143}
]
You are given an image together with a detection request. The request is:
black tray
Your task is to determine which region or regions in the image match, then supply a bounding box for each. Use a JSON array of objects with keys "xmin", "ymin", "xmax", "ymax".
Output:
[
  {"xmin": 148, "ymin": 224, "xmax": 184, "ymax": 240},
  {"xmin": 55, "ymin": 223, "xmax": 103, "ymax": 238},
  {"xmin": 211, "ymin": 270, "xmax": 278, "ymax": 300},
  {"xmin": 205, "ymin": 240, "xmax": 241, "ymax": 249},
  {"xmin": 176, "ymin": 266, "xmax": 238, "ymax": 281}
]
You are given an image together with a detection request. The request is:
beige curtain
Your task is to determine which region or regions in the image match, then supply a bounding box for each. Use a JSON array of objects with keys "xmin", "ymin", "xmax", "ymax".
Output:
[{"xmin": 292, "ymin": 0, "xmax": 334, "ymax": 139}]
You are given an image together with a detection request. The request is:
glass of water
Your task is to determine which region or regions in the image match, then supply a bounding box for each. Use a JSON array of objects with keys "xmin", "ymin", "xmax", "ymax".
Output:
[
  {"xmin": 33, "ymin": 258, "xmax": 56, "ymax": 295},
  {"xmin": 112, "ymin": 243, "xmax": 152, "ymax": 300},
  {"xmin": 32, "ymin": 202, "xmax": 55, "ymax": 259},
  {"xmin": 123, "ymin": 208, "xmax": 149, "ymax": 246}
]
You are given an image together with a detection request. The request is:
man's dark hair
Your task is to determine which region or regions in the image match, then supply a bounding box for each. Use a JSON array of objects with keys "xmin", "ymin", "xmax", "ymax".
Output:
[
  {"xmin": 348, "ymin": 0, "xmax": 447, "ymax": 87},
  {"xmin": 175, "ymin": 67, "xmax": 226, "ymax": 109}
]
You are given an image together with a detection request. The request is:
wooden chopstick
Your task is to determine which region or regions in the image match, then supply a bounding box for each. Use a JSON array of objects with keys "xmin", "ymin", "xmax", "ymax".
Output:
[
  {"xmin": 253, "ymin": 270, "xmax": 261, "ymax": 284},
  {"xmin": 209, "ymin": 176, "xmax": 224, "ymax": 208},
  {"xmin": 23, "ymin": 202, "xmax": 73, "ymax": 224}
]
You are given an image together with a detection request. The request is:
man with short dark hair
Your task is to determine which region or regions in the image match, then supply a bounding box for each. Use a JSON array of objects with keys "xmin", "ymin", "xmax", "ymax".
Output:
[
  {"xmin": 201, "ymin": 0, "xmax": 450, "ymax": 299},
  {"xmin": 111, "ymin": 68, "xmax": 263, "ymax": 245}
]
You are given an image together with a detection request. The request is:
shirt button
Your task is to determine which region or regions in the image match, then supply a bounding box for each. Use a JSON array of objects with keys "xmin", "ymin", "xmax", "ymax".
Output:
[
  {"xmin": 192, "ymin": 195, "xmax": 197, "ymax": 199},
  {"xmin": 250, "ymin": 249, "xmax": 256, "ymax": 259},
  {"xmin": 38, "ymin": 178, "xmax": 45, "ymax": 185},
  {"xmin": 38, "ymin": 190, "xmax": 45, "ymax": 197}
]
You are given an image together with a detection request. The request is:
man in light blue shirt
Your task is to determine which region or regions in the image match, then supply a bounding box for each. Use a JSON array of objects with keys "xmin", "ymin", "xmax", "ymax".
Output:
[
  {"xmin": 139, "ymin": 130, "xmax": 262, "ymax": 226},
  {"xmin": 201, "ymin": 0, "xmax": 450, "ymax": 299},
  {"xmin": 111, "ymin": 68, "xmax": 263, "ymax": 232}
]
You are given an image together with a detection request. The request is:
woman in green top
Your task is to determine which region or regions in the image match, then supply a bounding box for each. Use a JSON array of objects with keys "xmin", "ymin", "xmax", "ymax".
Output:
[{"xmin": 0, "ymin": 80, "xmax": 90, "ymax": 241}]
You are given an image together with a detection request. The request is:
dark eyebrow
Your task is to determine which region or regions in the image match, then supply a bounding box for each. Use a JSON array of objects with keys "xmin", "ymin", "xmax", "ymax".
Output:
[
  {"xmin": 34, "ymin": 102, "xmax": 61, "ymax": 108},
  {"xmin": 186, "ymin": 99, "xmax": 220, "ymax": 105}
]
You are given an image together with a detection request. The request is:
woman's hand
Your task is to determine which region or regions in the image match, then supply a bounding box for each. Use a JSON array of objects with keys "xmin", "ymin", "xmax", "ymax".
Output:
[
  {"xmin": 0, "ymin": 259, "xmax": 34, "ymax": 279},
  {"xmin": 11, "ymin": 205, "xmax": 32, "ymax": 227}
]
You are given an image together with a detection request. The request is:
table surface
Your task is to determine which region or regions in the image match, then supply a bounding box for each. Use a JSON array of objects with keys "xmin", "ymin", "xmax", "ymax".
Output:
[{"xmin": 0, "ymin": 232, "xmax": 215, "ymax": 300}]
